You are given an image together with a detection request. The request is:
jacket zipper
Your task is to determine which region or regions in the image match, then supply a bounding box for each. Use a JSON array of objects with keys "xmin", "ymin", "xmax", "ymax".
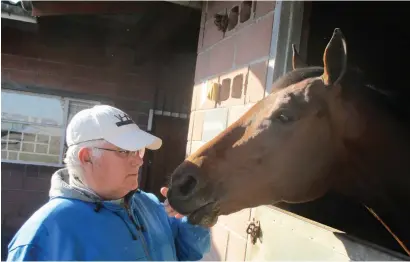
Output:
[{"xmin": 125, "ymin": 205, "xmax": 152, "ymax": 260}]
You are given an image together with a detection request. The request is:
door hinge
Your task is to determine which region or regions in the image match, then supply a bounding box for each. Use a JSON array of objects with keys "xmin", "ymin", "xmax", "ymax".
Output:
[{"xmin": 246, "ymin": 218, "xmax": 262, "ymax": 245}]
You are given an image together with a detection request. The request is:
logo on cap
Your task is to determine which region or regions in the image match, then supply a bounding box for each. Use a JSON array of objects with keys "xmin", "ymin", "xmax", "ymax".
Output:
[{"xmin": 114, "ymin": 113, "xmax": 135, "ymax": 127}]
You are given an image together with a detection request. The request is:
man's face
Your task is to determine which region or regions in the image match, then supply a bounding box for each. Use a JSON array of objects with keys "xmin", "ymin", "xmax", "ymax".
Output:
[{"xmin": 81, "ymin": 141, "xmax": 144, "ymax": 200}]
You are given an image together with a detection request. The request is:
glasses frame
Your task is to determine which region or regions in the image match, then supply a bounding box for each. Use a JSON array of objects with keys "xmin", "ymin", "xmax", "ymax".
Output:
[{"xmin": 93, "ymin": 147, "xmax": 145, "ymax": 159}]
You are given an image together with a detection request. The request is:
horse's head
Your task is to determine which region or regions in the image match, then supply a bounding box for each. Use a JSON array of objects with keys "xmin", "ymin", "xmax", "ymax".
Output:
[{"xmin": 168, "ymin": 29, "xmax": 366, "ymax": 226}]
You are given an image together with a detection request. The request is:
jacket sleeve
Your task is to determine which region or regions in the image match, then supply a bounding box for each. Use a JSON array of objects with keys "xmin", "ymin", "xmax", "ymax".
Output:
[
  {"xmin": 7, "ymin": 244, "xmax": 48, "ymax": 261},
  {"xmin": 7, "ymin": 222, "xmax": 82, "ymax": 261},
  {"xmin": 168, "ymin": 215, "xmax": 211, "ymax": 261},
  {"xmin": 141, "ymin": 191, "xmax": 211, "ymax": 261}
]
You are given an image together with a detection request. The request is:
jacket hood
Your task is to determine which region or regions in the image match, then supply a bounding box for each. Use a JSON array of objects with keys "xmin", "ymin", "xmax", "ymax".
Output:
[{"xmin": 49, "ymin": 168, "xmax": 102, "ymax": 203}]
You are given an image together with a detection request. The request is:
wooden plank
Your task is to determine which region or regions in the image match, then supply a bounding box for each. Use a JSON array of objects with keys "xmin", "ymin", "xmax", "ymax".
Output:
[{"xmin": 31, "ymin": 1, "xmax": 153, "ymax": 16}]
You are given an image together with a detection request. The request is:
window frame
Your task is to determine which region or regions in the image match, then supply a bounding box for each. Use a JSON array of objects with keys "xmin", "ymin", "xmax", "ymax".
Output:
[{"xmin": 1, "ymin": 89, "xmax": 101, "ymax": 167}]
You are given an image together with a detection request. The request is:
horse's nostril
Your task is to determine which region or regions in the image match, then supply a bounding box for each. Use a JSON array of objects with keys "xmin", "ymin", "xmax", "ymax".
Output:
[{"xmin": 179, "ymin": 175, "xmax": 198, "ymax": 197}]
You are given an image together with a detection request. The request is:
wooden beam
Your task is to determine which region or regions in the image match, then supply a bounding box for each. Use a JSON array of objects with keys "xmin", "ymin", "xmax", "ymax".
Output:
[
  {"xmin": 133, "ymin": 5, "xmax": 196, "ymax": 64},
  {"xmin": 31, "ymin": 1, "xmax": 154, "ymax": 16}
]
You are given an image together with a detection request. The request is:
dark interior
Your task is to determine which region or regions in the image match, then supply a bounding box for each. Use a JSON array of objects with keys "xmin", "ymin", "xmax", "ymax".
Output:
[{"xmin": 275, "ymin": 1, "xmax": 410, "ymax": 256}]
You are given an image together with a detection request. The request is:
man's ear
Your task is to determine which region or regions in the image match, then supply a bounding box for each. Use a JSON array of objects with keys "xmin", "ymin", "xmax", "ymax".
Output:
[{"xmin": 78, "ymin": 147, "xmax": 92, "ymax": 164}]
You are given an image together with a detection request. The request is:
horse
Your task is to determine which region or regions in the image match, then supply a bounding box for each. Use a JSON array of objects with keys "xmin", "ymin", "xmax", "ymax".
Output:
[{"xmin": 167, "ymin": 28, "xmax": 410, "ymax": 256}]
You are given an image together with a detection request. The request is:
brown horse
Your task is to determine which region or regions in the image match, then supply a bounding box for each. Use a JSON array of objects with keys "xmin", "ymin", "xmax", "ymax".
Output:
[{"xmin": 167, "ymin": 28, "xmax": 410, "ymax": 255}]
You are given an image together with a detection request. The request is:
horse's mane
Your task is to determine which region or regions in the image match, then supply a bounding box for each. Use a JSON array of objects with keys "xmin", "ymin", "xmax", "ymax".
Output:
[
  {"xmin": 271, "ymin": 67, "xmax": 323, "ymax": 93},
  {"xmin": 270, "ymin": 66, "xmax": 410, "ymax": 124}
]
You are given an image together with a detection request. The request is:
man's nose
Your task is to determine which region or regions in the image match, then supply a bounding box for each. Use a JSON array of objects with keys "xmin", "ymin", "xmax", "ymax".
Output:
[{"xmin": 130, "ymin": 154, "xmax": 143, "ymax": 166}]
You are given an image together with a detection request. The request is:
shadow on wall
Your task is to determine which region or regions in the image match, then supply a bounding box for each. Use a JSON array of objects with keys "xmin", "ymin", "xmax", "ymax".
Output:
[{"xmin": 333, "ymin": 232, "xmax": 409, "ymax": 261}]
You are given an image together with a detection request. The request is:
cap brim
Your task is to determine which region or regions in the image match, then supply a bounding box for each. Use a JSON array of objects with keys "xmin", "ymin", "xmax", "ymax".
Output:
[{"xmin": 106, "ymin": 129, "xmax": 162, "ymax": 151}]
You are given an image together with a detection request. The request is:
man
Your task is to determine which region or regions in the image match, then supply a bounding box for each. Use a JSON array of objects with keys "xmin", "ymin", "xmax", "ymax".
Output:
[{"xmin": 7, "ymin": 105, "xmax": 211, "ymax": 261}]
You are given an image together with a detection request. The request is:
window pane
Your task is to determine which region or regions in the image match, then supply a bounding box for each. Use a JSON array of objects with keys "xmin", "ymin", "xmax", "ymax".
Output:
[
  {"xmin": 1, "ymin": 90, "xmax": 64, "ymax": 126},
  {"xmin": 1, "ymin": 89, "xmax": 100, "ymax": 166},
  {"xmin": 67, "ymin": 101, "xmax": 97, "ymax": 125},
  {"xmin": 1, "ymin": 90, "xmax": 64, "ymax": 165},
  {"xmin": 1, "ymin": 120, "xmax": 63, "ymax": 165}
]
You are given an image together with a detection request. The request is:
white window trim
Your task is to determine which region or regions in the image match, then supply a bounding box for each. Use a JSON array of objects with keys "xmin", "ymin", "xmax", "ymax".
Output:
[{"xmin": 1, "ymin": 89, "xmax": 101, "ymax": 167}]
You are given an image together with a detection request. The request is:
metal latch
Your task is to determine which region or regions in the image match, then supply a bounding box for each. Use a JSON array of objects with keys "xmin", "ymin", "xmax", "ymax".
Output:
[{"xmin": 246, "ymin": 219, "xmax": 262, "ymax": 244}]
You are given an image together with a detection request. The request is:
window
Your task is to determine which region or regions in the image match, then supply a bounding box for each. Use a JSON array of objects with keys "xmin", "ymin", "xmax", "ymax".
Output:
[{"xmin": 1, "ymin": 89, "xmax": 100, "ymax": 167}]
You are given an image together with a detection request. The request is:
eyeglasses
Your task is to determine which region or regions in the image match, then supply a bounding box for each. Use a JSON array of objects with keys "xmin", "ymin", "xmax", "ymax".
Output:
[{"xmin": 94, "ymin": 147, "xmax": 145, "ymax": 158}]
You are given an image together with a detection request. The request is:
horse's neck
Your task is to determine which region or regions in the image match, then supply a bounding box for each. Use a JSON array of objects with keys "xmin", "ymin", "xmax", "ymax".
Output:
[{"xmin": 338, "ymin": 107, "xmax": 410, "ymax": 252}]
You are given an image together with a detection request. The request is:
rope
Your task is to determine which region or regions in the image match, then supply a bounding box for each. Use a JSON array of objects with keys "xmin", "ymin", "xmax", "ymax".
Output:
[{"xmin": 364, "ymin": 205, "xmax": 410, "ymax": 257}]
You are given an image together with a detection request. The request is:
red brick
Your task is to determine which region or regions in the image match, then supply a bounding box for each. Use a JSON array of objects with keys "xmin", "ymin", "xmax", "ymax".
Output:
[
  {"xmin": 247, "ymin": 60, "xmax": 268, "ymax": 103},
  {"xmin": 202, "ymin": 19, "xmax": 224, "ymax": 49},
  {"xmin": 23, "ymin": 177, "xmax": 50, "ymax": 192},
  {"xmin": 117, "ymin": 74, "xmax": 154, "ymax": 101},
  {"xmin": 1, "ymin": 162, "xmax": 26, "ymax": 176},
  {"xmin": 114, "ymin": 98, "xmax": 151, "ymax": 112},
  {"xmin": 2, "ymin": 172, "xmax": 24, "ymax": 190},
  {"xmin": 208, "ymin": 37, "xmax": 235, "ymax": 77},
  {"xmin": 38, "ymin": 166, "xmax": 58, "ymax": 179},
  {"xmin": 1, "ymin": 54, "xmax": 28, "ymax": 70},
  {"xmin": 4, "ymin": 68, "xmax": 38, "ymax": 86},
  {"xmin": 235, "ymin": 12, "xmax": 274, "ymax": 66},
  {"xmin": 4, "ymin": 215, "xmax": 28, "ymax": 231},
  {"xmin": 68, "ymin": 65, "xmax": 101, "ymax": 80},
  {"xmin": 1, "ymin": 201, "xmax": 21, "ymax": 217},
  {"xmin": 255, "ymin": 1, "xmax": 276, "ymax": 19},
  {"xmin": 26, "ymin": 59, "xmax": 68, "ymax": 77},
  {"xmin": 62, "ymin": 77, "xmax": 91, "ymax": 92},
  {"xmin": 64, "ymin": 77, "xmax": 115, "ymax": 97},
  {"xmin": 98, "ymin": 69, "xmax": 123, "ymax": 84},
  {"xmin": 3, "ymin": 190, "xmax": 48, "ymax": 205},
  {"xmin": 26, "ymin": 165, "xmax": 39, "ymax": 177},
  {"xmin": 36, "ymin": 73, "xmax": 64, "ymax": 89},
  {"xmin": 20, "ymin": 201, "xmax": 44, "ymax": 217}
]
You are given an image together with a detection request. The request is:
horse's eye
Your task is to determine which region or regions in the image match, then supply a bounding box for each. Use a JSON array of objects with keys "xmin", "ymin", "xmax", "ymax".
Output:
[{"xmin": 276, "ymin": 113, "xmax": 293, "ymax": 123}]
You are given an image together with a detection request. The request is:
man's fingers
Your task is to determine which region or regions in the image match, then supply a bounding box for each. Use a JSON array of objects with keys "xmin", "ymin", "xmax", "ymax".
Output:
[
  {"xmin": 175, "ymin": 214, "xmax": 184, "ymax": 219},
  {"xmin": 162, "ymin": 188, "xmax": 184, "ymax": 219}
]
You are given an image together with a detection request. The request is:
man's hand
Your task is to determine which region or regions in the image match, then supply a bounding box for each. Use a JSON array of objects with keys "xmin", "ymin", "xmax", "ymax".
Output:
[{"xmin": 161, "ymin": 187, "xmax": 184, "ymax": 219}]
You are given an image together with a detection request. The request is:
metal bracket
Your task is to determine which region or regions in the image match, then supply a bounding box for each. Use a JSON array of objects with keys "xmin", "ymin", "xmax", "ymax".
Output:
[{"xmin": 246, "ymin": 218, "xmax": 262, "ymax": 245}]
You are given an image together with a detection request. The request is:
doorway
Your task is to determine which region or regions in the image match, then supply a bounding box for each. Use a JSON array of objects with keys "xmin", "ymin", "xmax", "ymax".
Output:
[
  {"xmin": 275, "ymin": 1, "xmax": 410, "ymax": 255},
  {"xmin": 141, "ymin": 115, "xmax": 189, "ymax": 201}
]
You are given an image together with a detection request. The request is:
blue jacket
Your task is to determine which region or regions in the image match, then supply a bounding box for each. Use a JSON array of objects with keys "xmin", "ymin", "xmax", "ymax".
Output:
[{"xmin": 7, "ymin": 168, "xmax": 211, "ymax": 261}]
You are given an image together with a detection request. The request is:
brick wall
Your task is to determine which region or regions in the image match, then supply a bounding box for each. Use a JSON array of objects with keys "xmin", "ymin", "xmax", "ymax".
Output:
[
  {"xmin": 1, "ymin": 163, "xmax": 58, "ymax": 256},
  {"xmin": 187, "ymin": 1, "xmax": 277, "ymax": 261},
  {"xmin": 1, "ymin": 11, "xmax": 197, "ymax": 258}
]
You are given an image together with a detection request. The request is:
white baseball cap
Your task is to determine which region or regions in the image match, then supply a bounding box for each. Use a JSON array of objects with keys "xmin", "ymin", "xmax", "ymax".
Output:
[{"xmin": 66, "ymin": 105, "xmax": 162, "ymax": 151}]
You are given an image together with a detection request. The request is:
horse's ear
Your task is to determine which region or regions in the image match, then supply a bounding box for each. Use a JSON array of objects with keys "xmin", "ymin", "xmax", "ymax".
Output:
[
  {"xmin": 292, "ymin": 44, "xmax": 307, "ymax": 69},
  {"xmin": 322, "ymin": 28, "xmax": 347, "ymax": 86}
]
